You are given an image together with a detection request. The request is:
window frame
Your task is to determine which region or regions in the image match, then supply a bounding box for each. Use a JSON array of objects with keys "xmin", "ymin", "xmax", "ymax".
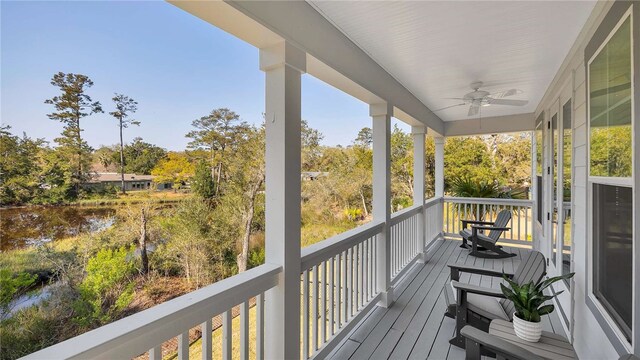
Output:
[{"xmin": 586, "ymin": 6, "xmax": 636, "ymax": 351}]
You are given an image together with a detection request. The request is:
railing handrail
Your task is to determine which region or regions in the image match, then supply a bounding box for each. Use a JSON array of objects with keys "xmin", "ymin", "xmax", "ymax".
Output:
[
  {"xmin": 23, "ymin": 263, "xmax": 282, "ymax": 360},
  {"xmin": 300, "ymin": 220, "xmax": 384, "ymax": 271},
  {"xmin": 444, "ymin": 196, "xmax": 533, "ymax": 207},
  {"xmin": 389, "ymin": 203, "xmax": 423, "ymax": 226},
  {"xmin": 424, "ymin": 196, "xmax": 443, "ymax": 209}
]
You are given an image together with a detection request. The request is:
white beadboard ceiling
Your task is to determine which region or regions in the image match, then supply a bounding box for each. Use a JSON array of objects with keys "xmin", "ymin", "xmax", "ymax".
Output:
[{"xmin": 308, "ymin": 1, "xmax": 596, "ymax": 121}]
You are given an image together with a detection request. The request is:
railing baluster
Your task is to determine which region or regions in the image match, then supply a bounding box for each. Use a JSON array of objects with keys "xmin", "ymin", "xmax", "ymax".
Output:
[
  {"xmin": 256, "ymin": 293, "xmax": 264, "ymax": 360},
  {"xmin": 337, "ymin": 252, "xmax": 343, "ymax": 328},
  {"xmin": 321, "ymin": 261, "xmax": 327, "ymax": 345},
  {"xmin": 178, "ymin": 331, "xmax": 189, "ymax": 360},
  {"xmin": 201, "ymin": 319, "xmax": 212, "ymax": 360},
  {"xmin": 222, "ymin": 310, "xmax": 232, "ymax": 360},
  {"xmin": 510, "ymin": 205, "xmax": 514, "ymax": 239},
  {"xmin": 329, "ymin": 256, "xmax": 335, "ymax": 336},
  {"xmin": 302, "ymin": 270, "xmax": 309, "ymax": 359},
  {"xmin": 240, "ymin": 301, "xmax": 249, "ymax": 360},
  {"xmin": 517, "ymin": 205, "xmax": 522, "ymax": 241},
  {"xmin": 348, "ymin": 247, "xmax": 353, "ymax": 318},
  {"xmin": 342, "ymin": 250, "xmax": 348, "ymax": 323},
  {"xmin": 149, "ymin": 346, "xmax": 162, "ymax": 360},
  {"xmin": 358, "ymin": 241, "xmax": 364, "ymax": 309},
  {"xmin": 312, "ymin": 265, "xmax": 319, "ymax": 352}
]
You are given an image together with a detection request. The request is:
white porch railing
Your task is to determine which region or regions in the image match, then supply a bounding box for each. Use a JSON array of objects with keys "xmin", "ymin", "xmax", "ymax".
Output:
[
  {"xmin": 23, "ymin": 263, "xmax": 281, "ymax": 360},
  {"xmin": 300, "ymin": 220, "xmax": 383, "ymax": 359},
  {"xmin": 389, "ymin": 204, "xmax": 422, "ymax": 282},
  {"xmin": 443, "ymin": 196, "xmax": 534, "ymax": 245}
]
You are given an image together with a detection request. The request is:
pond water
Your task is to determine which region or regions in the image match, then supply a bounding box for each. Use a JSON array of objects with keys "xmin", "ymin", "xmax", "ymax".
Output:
[{"xmin": 0, "ymin": 206, "xmax": 116, "ymax": 251}]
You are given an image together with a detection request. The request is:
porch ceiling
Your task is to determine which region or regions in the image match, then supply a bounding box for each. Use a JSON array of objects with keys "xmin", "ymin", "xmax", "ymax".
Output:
[{"xmin": 308, "ymin": 1, "xmax": 596, "ymax": 122}]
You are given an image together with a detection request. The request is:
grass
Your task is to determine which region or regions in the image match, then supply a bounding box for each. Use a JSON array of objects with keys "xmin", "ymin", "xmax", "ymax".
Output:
[
  {"xmin": 167, "ymin": 306, "xmax": 258, "ymax": 360},
  {"xmin": 74, "ymin": 190, "xmax": 190, "ymax": 206},
  {"xmin": 301, "ymin": 221, "xmax": 359, "ymax": 248}
]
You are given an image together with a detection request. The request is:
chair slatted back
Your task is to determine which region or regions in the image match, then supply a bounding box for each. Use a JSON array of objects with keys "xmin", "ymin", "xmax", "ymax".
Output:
[
  {"xmin": 500, "ymin": 250, "xmax": 546, "ymax": 319},
  {"xmin": 488, "ymin": 210, "xmax": 512, "ymax": 241}
]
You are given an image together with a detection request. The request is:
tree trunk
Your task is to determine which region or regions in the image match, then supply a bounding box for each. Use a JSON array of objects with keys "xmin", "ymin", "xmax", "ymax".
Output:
[
  {"xmin": 119, "ymin": 119, "xmax": 126, "ymax": 194},
  {"xmin": 138, "ymin": 207, "xmax": 149, "ymax": 274},
  {"xmin": 76, "ymin": 115, "xmax": 82, "ymax": 194},
  {"xmin": 236, "ymin": 180, "xmax": 261, "ymax": 273},
  {"xmin": 360, "ymin": 190, "xmax": 369, "ymax": 217}
]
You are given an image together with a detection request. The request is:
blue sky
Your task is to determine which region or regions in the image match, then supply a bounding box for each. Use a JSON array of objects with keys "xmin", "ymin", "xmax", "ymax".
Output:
[{"xmin": 1, "ymin": 1, "xmax": 407, "ymax": 150}]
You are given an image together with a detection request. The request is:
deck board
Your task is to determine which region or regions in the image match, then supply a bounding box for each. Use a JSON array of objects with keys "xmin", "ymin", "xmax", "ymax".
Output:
[{"xmin": 325, "ymin": 239, "xmax": 568, "ymax": 360}]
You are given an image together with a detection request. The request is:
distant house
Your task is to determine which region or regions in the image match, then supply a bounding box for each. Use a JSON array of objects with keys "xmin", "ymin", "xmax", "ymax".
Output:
[{"xmin": 83, "ymin": 172, "xmax": 172, "ymax": 191}]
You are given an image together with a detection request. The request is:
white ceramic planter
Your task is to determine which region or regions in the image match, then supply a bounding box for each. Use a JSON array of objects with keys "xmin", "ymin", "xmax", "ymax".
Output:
[{"xmin": 512, "ymin": 313, "xmax": 542, "ymax": 342}]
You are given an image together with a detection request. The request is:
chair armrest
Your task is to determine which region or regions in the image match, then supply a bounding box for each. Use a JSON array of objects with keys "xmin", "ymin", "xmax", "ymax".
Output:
[
  {"xmin": 461, "ymin": 219, "xmax": 494, "ymax": 228},
  {"xmin": 461, "ymin": 326, "xmax": 546, "ymax": 360},
  {"xmin": 451, "ymin": 281, "xmax": 506, "ymax": 298},
  {"xmin": 448, "ymin": 263, "xmax": 514, "ymax": 280},
  {"xmin": 472, "ymin": 225, "xmax": 511, "ymax": 232}
]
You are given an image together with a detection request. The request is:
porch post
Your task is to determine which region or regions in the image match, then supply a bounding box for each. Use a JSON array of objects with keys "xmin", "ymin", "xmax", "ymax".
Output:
[
  {"xmin": 260, "ymin": 41, "xmax": 305, "ymax": 359},
  {"xmin": 372, "ymin": 102, "xmax": 393, "ymax": 307},
  {"xmin": 412, "ymin": 126, "xmax": 426, "ymax": 260},
  {"xmin": 434, "ymin": 136, "xmax": 445, "ymax": 237}
]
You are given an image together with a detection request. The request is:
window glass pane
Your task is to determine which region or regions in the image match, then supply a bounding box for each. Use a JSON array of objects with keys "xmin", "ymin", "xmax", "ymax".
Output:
[
  {"xmin": 589, "ymin": 17, "xmax": 632, "ymax": 177},
  {"xmin": 593, "ymin": 183, "xmax": 633, "ymax": 340},
  {"xmin": 562, "ymin": 101, "xmax": 572, "ymax": 282},
  {"xmin": 535, "ymin": 113, "xmax": 544, "ymax": 225}
]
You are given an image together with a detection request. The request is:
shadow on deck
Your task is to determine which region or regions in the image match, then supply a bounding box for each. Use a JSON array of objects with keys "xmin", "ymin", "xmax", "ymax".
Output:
[{"xmin": 327, "ymin": 239, "xmax": 566, "ymax": 360}]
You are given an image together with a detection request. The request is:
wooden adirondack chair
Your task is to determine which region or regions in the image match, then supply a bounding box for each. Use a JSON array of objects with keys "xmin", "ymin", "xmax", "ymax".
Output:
[
  {"xmin": 460, "ymin": 209, "xmax": 516, "ymax": 258},
  {"xmin": 445, "ymin": 250, "xmax": 547, "ymax": 349}
]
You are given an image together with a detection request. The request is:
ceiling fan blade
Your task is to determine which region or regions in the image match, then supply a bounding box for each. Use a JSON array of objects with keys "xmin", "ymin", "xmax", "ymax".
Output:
[
  {"xmin": 491, "ymin": 89, "xmax": 522, "ymax": 98},
  {"xmin": 443, "ymin": 97, "xmax": 467, "ymax": 100},
  {"xmin": 434, "ymin": 103, "xmax": 466, "ymax": 111},
  {"xmin": 468, "ymin": 103, "xmax": 479, "ymax": 116},
  {"xmin": 489, "ymin": 98, "xmax": 529, "ymax": 106}
]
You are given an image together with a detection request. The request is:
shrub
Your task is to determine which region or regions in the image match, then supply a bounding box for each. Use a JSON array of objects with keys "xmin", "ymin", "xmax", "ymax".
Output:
[{"xmin": 73, "ymin": 246, "xmax": 136, "ymax": 327}]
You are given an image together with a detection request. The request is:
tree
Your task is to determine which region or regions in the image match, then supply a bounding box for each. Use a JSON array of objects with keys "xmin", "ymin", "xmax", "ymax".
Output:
[
  {"xmin": 301, "ymin": 120, "xmax": 324, "ymax": 171},
  {"xmin": 109, "ymin": 94, "xmax": 139, "ymax": 194},
  {"xmin": 150, "ymin": 152, "xmax": 194, "ymax": 192},
  {"xmin": 45, "ymin": 72, "xmax": 103, "ymax": 194},
  {"xmin": 186, "ymin": 108, "xmax": 250, "ymax": 195},
  {"xmin": 120, "ymin": 138, "xmax": 166, "ymax": 175},
  {"xmin": 0, "ymin": 127, "xmax": 46, "ymax": 205},
  {"xmin": 114, "ymin": 201, "xmax": 160, "ymax": 275},
  {"xmin": 354, "ymin": 127, "xmax": 373, "ymax": 148},
  {"xmin": 225, "ymin": 126, "xmax": 265, "ymax": 273},
  {"xmin": 191, "ymin": 160, "xmax": 216, "ymax": 200}
]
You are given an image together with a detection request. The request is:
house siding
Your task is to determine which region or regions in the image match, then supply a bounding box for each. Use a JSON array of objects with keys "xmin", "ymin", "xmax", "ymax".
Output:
[{"xmin": 534, "ymin": 1, "xmax": 636, "ymax": 358}]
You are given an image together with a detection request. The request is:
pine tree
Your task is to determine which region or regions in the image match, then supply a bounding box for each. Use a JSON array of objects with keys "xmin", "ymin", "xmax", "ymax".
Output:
[
  {"xmin": 109, "ymin": 94, "xmax": 139, "ymax": 194},
  {"xmin": 45, "ymin": 72, "xmax": 103, "ymax": 194}
]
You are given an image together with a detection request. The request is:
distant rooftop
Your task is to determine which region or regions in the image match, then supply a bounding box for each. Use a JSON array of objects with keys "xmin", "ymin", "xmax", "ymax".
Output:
[{"xmin": 89, "ymin": 172, "xmax": 154, "ymax": 183}]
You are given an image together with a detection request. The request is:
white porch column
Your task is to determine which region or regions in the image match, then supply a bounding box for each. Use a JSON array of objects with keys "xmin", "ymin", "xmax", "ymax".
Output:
[
  {"xmin": 412, "ymin": 126, "xmax": 426, "ymax": 260},
  {"xmin": 260, "ymin": 41, "xmax": 305, "ymax": 360},
  {"xmin": 434, "ymin": 136, "xmax": 445, "ymax": 237},
  {"xmin": 372, "ymin": 102, "xmax": 393, "ymax": 307}
]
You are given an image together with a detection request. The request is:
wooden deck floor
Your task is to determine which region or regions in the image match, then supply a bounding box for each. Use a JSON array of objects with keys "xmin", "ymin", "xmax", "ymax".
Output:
[{"xmin": 327, "ymin": 239, "xmax": 567, "ymax": 360}]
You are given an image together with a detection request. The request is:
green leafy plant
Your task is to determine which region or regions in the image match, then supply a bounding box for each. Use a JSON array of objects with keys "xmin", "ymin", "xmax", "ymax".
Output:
[{"xmin": 500, "ymin": 272, "xmax": 574, "ymax": 322}]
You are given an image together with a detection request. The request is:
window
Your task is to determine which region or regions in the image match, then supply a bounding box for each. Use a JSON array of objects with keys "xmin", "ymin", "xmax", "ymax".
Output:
[
  {"xmin": 588, "ymin": 10, "xmax": 634, "ymax": 343},
  {"xmin": 535, "ymin": 113, "xmax": 544, "ymax": 224},
  {"xmin": 593, "ymin": 184, "xmax": 633, "ymax": 340},
  {"xmin": 589, "ymin": 16, "xmax": 632, "ymax": 178}
]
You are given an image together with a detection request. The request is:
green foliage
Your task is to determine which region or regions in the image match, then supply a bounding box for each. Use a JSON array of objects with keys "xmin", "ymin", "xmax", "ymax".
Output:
[
  {"xmin": 73, "ymin": 246, "xmax": 136, "ymax": 327},
  {"xmin": 247, "ymin": 247, "xmax": 265, "ymax": 269},
  {"xmin": 500, "ymin": 272, "xmax": 574, "ymax": 322},
  {"xmin": 192, "ymin": 160, "xmax": 216, "ymax": 199},
  {"xmin": 343, "ymin": 207, "xmax": 363, "ymax": 221},
  {"xmin": 151, "ymin": 152, "xmax": 195, "ymax": 191},
  {"xmin": 0, "ymin": 269, "xmax": 37, "ymax": 318},
  {"xmin": 120, "ymin": 138, "xmax": 167, "ymax": 175}
]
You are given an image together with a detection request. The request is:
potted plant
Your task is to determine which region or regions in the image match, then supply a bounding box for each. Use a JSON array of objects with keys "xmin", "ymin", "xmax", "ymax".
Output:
[{"xmin": 500, "ymin": 272, "xmax": 575, "ymax": 342}]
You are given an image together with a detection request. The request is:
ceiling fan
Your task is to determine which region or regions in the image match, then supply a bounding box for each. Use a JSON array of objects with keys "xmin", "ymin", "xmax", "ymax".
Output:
[{"xmin": 435, "ymin": 81, "xmax": 529, "ymax": 116}]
